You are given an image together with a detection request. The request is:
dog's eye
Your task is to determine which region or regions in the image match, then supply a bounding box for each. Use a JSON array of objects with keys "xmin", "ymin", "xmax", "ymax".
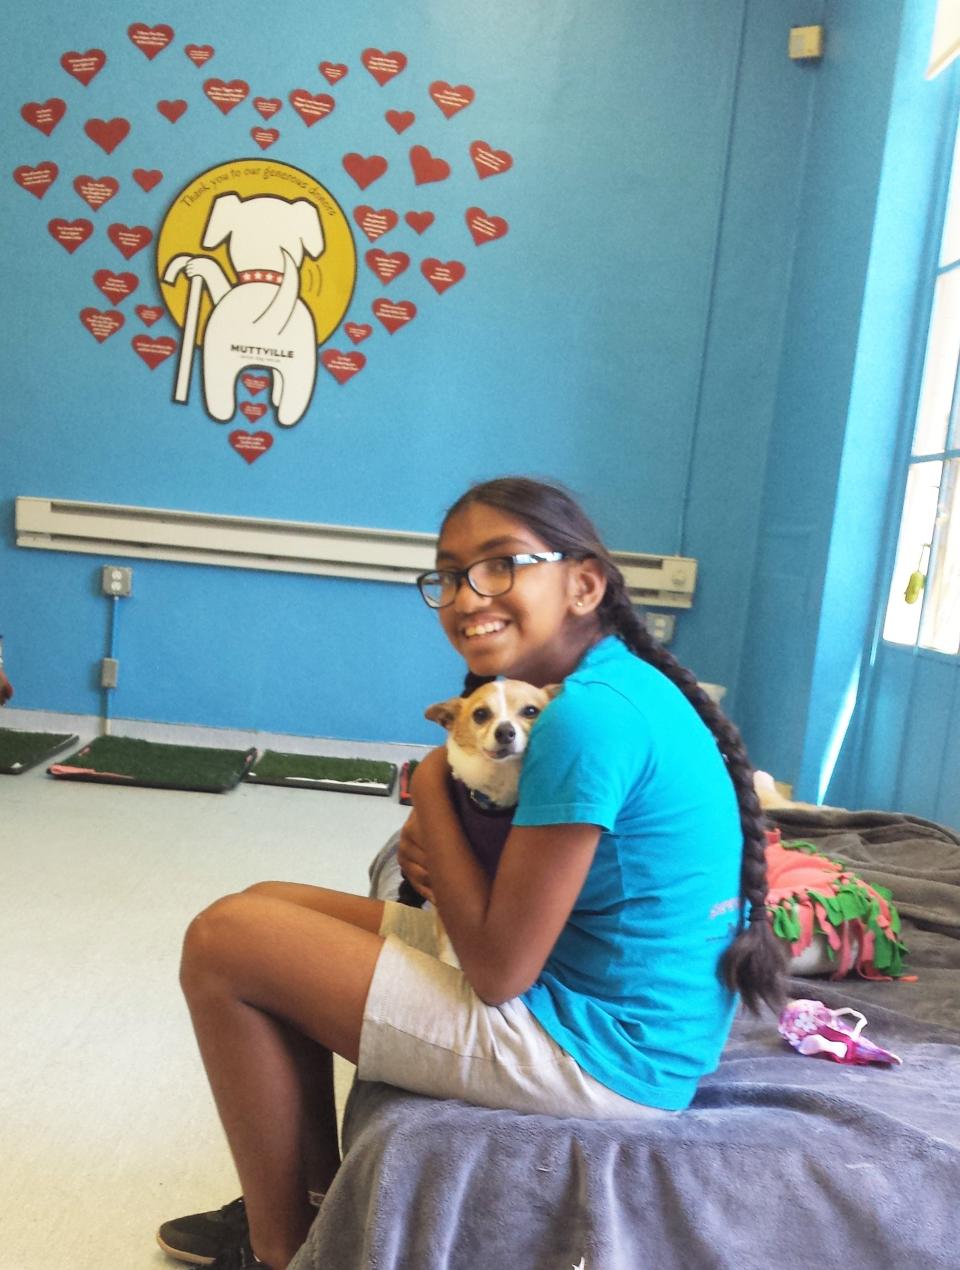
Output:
[
  {"xmin": 472, "ymin": 707, "xmax": 492, "ymax": 724},
  {"xmin": 519, "ymin": 705, "xmax": 540, "ymax": 718}
]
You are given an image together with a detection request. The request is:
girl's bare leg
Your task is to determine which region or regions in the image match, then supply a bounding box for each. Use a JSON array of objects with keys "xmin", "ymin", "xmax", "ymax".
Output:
[
  {"xmin": 180, "ymin": 887, "xmax": 386, "ymax": 1269},
  {"xmin": 241, "ymin": 884, "xmax": 385, "ymax": 1199}
]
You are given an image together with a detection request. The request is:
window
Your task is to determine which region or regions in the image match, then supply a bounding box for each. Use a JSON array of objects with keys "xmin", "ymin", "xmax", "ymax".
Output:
[{"xmin": 883, "ymin": 122, "xmax": 960, "ymax": 655}]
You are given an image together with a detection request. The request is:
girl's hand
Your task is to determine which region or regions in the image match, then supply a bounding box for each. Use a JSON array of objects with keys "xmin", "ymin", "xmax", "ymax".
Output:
[
  {"xmin": 397, "ymin": 809, "xmax": 435, "ymax": 903},
  {"xmin": 409, "ymin": 745, "xmax": 451, "ymax": 803},
  {"xmin": 398, "ymin": 748, "xmax": 451, "ymax": 903}
]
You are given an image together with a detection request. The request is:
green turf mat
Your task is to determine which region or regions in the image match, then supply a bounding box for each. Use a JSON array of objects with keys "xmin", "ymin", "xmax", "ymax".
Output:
[
  {"xmin": 246, "ymin": 751, "xmax": 397, "ymax": 796},
  {"xmin": 48, "ymin": 735, "xmax": 257, "ymax": 793},
  {"xmin": 0, "ymin": 729, "xmax": 79, "ymax": 775}
]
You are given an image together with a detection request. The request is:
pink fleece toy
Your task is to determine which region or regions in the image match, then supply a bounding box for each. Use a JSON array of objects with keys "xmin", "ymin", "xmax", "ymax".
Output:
[
  {"xmin": 764, "ymin": 829, "xmax": 910, "ymax": 979},
  {"xmin": 778, "ymin": 999, "xmax": 902, "ymax": 1066}
]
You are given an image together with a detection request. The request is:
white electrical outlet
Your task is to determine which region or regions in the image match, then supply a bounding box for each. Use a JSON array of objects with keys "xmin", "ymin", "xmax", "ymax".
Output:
[
  {"xmin": 101, "ymin": 565, "xmax": 133, "ymax": 596},
  {"xmin": 645, "ymin": 613, "xmax": 676, "ymax": 644}
]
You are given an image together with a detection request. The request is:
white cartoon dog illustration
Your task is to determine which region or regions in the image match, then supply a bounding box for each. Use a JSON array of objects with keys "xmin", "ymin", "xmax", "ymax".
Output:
[{"xmin": 164, "ymin": 193, "xmax": 324, "ymax": 427}]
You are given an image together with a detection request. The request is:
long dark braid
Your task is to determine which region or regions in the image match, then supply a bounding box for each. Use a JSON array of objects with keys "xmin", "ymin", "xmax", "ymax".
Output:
[{"xmin": 442, "ymin": 477, "xmax": 786, "ymax": 1014}]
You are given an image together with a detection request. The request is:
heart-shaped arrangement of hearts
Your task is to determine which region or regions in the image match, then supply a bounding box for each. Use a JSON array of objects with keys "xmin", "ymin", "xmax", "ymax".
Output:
[{"xmin": 17, "ymin": 28, "xmax": 515, "ymax": 463}]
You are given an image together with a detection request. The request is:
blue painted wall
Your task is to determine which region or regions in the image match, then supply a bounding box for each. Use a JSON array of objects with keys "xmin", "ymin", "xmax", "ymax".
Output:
[
  {"xmin": 1, "ymin": 0, "xmax": 952, "ymax": 774},
  {"xmin": 734, "ymin": 0, "xmax": 958, "ymax": 803}
]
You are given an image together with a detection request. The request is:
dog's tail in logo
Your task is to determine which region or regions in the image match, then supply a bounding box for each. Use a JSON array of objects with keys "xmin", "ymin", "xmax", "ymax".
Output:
[{"xmin": 255, "ymin": 249, "xmax": 303, "ymax": 336}]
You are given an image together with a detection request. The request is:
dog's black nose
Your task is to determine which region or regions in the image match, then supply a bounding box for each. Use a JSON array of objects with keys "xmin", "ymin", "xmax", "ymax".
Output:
[{"xmin": 494, "ymin": 722, "xmax": 516, "ymax": 745}]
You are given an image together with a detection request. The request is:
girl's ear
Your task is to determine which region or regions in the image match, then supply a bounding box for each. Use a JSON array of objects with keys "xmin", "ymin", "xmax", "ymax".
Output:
[
  {"xmin": 424, "ymin": 698, "xmax": 462, "ymax": 729},
  {"xmin": 569, "ymin": 556, "xmax": 606, "ymax": 615}
]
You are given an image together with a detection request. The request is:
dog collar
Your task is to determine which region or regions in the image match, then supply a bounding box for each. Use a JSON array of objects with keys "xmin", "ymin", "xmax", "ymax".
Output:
[
  {"xmin": 237, "ymin": 269, "xmax": 283, "ymax": 285},
  {"xmin": 466, "ymin": 786, "xmax": 516, "ymax": 814}
]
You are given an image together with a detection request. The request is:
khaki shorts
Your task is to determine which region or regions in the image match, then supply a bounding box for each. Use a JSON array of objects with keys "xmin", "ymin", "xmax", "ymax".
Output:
[{"xmin": 356, "ymin": 901, "xmax": 666, "ymax": 1120}]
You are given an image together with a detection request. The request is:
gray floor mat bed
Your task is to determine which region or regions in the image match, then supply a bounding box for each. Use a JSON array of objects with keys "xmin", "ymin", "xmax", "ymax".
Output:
[{"xmin": 290, "ymin": 809, "xmax": 960, "ymax": 1270}]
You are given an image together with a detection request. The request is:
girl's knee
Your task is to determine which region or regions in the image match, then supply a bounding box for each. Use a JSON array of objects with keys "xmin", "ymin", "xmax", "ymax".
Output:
[
  {"xmin": 180, "ymin": 892, "xmax": 250, "ymax": 988},
  {"xmin": 243, "ymin": 880, "xmax": 287, "ymax": 900}
]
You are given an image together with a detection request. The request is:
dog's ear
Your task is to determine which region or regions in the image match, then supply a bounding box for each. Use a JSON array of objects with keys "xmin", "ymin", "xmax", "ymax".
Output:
[
  {"xmin": 542, "ymin": 684, "xmax": 562, "ymax": 700},
  {"xmin": 291, "ymin": 198, "xmax": 325, "ymax": 260},
  {"xmin": 202, "ymin": 193, "xmax": 241, "ymax": 249},
  {"xmin": 424, "ymin": 698, "xmax": 462, "ymax": 730}
]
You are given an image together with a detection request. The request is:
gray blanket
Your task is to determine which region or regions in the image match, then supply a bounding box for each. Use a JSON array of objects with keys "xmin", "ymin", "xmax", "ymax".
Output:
[{"xmin": 290, "ymin": 812, "xmax": 960, "ymax": 1270}]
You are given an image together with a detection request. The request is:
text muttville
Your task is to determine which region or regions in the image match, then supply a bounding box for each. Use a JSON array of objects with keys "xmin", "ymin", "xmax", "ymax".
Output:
[{"xmin": 229, "ymin": 344, "xmax": 295, "ymax": 359}]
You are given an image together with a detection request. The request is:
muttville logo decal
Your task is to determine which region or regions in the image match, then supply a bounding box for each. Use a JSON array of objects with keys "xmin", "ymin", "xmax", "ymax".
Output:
[{"xmin": 15, "ymin": 24, "xmax": 516, "ymax": 463}]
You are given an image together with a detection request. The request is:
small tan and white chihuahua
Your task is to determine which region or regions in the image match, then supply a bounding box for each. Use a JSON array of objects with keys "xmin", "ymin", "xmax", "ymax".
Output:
[{"xmin": 423, "ymin": 678, "xmax": 560, "ymax": 966}]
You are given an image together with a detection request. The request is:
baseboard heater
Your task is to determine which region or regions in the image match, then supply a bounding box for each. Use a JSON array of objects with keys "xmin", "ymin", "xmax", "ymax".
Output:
[{"xmin": 14, "ymin": 496, "xmax": 698, "ymax": 607}]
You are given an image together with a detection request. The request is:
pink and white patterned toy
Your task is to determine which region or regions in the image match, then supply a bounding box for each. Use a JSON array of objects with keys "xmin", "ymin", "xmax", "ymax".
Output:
[{"xmin": 778, "ymin": 999, "xmax": 902, "ymax": 1066}]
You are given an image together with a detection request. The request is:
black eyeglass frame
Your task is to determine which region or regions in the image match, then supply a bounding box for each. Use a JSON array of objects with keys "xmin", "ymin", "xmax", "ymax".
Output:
[{"xmin": 416, "ymin": 552, "xmax": 568, "ymax": 609}]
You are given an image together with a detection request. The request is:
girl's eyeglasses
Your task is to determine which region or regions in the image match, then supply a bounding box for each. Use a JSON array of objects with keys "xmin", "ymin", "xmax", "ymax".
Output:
[{"xmin": 416, "ymin": 552, "xmax": 568, "ymax": 609}]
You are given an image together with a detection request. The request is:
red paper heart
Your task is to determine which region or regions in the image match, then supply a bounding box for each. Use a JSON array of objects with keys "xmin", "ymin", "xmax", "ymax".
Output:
[
  {"xmin": 361, "ymin": 48, "xmax": 407, "ymax": 85},
  {"xmin": 80, "ymin": 308, "xmax": 124, "ymax": 342},
  {"xmin": 185, "ymin": 44, "xmax": 215, "ymax": 67},
  {"xmin": 240, "ymin": 402, "xmax": 268, "ymax": 422},
  {"xmin": 429, "ymin": 82, "xmax": 475, "ymax": 118},
  {"xmin": 132, "ymin": 334, "xmax": 177, "ymax": 369},
  {"xmin": 409, "ymin": 145, "xmax": 450, "ymax": 186},
  {"xmin": 289, "ymin": 89, "xmax": 335, "ymax": 126},
  {"xmin": 321, "ymin": 349, "xmax": 366, "ymax": 384},
  {"xmin": 372, "ymin": 298, "xmax": 416, "ymax": 334},
  {"xmin": 319, "ymin": 61, "xmax": 348, "ymax": 83},
  {"xmin": 241, "ymin": 373, "xmax": 270, "ymax": 395},
  {"xmin": 343, "ymin": 322, "xmax": 373, "ymax": 344},
  {"xmin": 385, "ymin": 110, "xmax": 415, "ymax": 134},
  {"xmin": 108, "ymin": 223, "xmax": 153, "ymax": 259},
  {"xmin": 60, "ymin": 49, "xmax": 106, "ymax": 85},
  {"xmin": 84, "ymin": 117, "xmax": 131, "ymax": 154},
  {"xmin": 229, "ymin": 430, "xmax": 273, "ymax": 463},
  {"xmin": 132, "ymin": 168, "xmax": 163, "ymax": 192},
  {"xmin": 421, "ymin": 258, "xmax": 466, "ymax": 294},
  {"xmin": 470, "ymin": 140, "xmax": 513, "ymax": 180},
  {"xmin": 465, "ymin": 206, "xmax": 509, "ymax": 246},
  {"xmin": 48, "ymin": 218, "xmax": 93, "ymax": 253},
  {"xmin": 365, "ymin": 249, "xmax": 410, "ymax": 283},
  {"xmin": 253, "ymin": 96, "xmax": 282, "ymax": 119},
  {"xmin": 204, "ymin": 79, "xmax": 249, "ymax": 114},
  {"xmin": 251, "ymin": 127, "xmax": 279, "ymax": 150},
  {"xmin": 157, "ymin": 99, "xmax": 188, "ymax": 123},
  {"xmin": 128, "ymin": 23, "xmax": 174, "ymax": 59},
  {"xmin": 74, "ymin": 174, "xmax": 119, "ymax": 211},
  {"xmin": 353, "ymin": 205, "xmax": 398, "ymax": 242},
  {"xmin": 21, "ymin": 99, "xmax": 67, "ymax": 136},
  {"xmin": 13, "ymin": 162, "xmax": 59, "ymax": 199},
  {"xmin": 405, "ymin": 211, "xmax": 435, "ymax": 235},
  {"xmin": 135, "ymin": 304, "xmax": 164, "ymax": 325},
  {"xmin": 342, "ymin": 153, "xmax": 388, "ymax": 190},
  {"xmin": 93, "ymin": 269, "xmax": 139, "ymax": 303}
]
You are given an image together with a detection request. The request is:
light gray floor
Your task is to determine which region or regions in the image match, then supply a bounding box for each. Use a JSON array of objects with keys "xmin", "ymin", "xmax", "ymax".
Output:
[{"xmin": 1, "ymin": 709, "xmax": 425, "ymax": 1270}]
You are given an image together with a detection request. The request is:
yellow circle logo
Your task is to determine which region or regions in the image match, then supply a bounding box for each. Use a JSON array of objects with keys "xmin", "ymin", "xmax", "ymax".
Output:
[{"xmin": 156, "ymin": 159, "xmax": 356, "ymax": 348}]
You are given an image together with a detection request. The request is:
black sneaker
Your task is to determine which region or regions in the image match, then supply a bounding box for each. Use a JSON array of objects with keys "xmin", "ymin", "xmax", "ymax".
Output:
[
  {"xmin": 208, "ymin": 1236, "xmax": 265, "ymax": 1269},
  {"xmin": 156, "ymin": 1197, "xmax": 249, "ymax": 1265}
]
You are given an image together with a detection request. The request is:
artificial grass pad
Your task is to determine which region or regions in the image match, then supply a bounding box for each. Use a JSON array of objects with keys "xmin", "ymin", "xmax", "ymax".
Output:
[
  {"xmin": 0, "ymin": 728, "xmax": 79, "ymax": 774},
  {"xmin": 48, "ymin": 735, "xmax": 257, "ymax": 793},
  {"xmin": 246, "ymin": 751, "xmax": 397, "ymax": 796}
]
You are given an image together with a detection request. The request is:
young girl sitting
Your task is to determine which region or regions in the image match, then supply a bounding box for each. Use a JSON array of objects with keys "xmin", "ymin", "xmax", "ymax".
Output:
[{"xmin": 159, "ymin": 476, "xmax": 785, "ymax": 1270}]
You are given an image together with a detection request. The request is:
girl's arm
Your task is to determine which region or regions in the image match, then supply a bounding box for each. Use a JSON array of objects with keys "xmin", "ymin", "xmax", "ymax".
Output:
[{"xmin": 411, "ymin": 747, "xmax": 600, "ymax": 1005}]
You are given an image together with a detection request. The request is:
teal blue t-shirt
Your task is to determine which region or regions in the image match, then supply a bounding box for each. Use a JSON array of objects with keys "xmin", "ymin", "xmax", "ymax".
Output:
[{"xmin": 515, "ymin": 635, "xmax": 742, "ymax": 1111}]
